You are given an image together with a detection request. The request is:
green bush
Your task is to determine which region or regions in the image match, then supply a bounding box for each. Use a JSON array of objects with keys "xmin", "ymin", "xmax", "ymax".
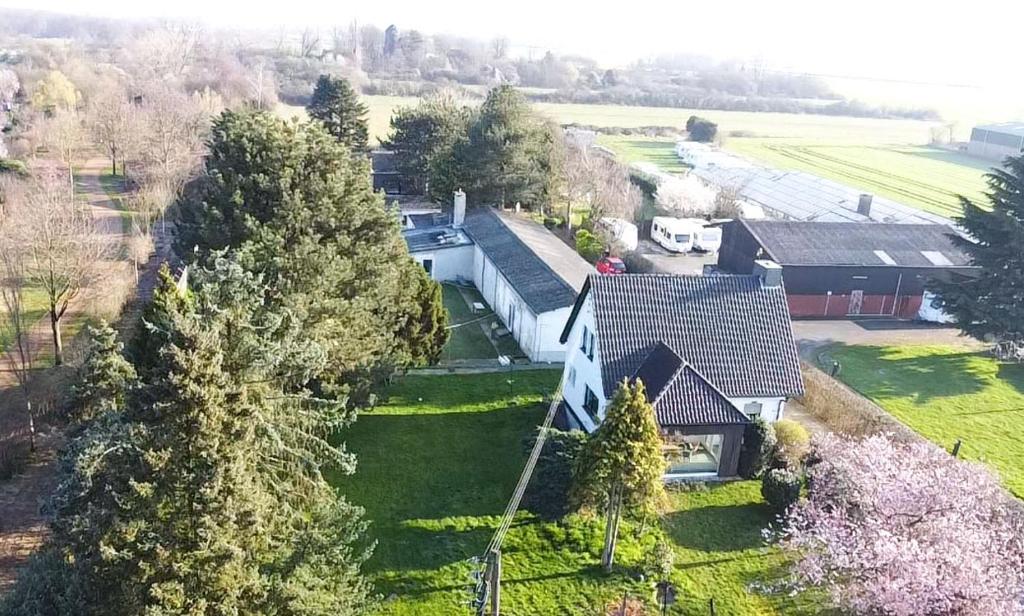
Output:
[
  {"xmin": 737, "ymin": 417, "xmax": 776, "ymax": 479},
  {"xmin": 0, "ymin": 158, "xmax": 28, "ymax": 176},
  {"xmin": 574, "ymin": 229, "xmax": 604, "ymax": 263},
  {"xmin": 685, "ymin": 115, "xmax": 718, "ymax": 143},
  {"xmin": 521, "ymin": 428, "xmax": 587, "ymax": 520},
  {"xmin": 761, "ymin": 468, "xmax": 802, "ymax": 515},
  {"xmin": 772, "ymin": 419, "xmax": 810, "ymax": 469}
]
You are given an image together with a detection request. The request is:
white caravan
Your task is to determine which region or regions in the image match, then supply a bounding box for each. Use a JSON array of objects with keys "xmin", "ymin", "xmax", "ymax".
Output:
[
  {"xmin": 598, "ymin": 217, "xmax": 639, "ymax": 252},
  {"xmin": 651, "ymin": 217, "xmax": 701, "ymax": 253},
  {"xmin": 695, "ymin": 225, "xmax": 723, "ymax": 253}
]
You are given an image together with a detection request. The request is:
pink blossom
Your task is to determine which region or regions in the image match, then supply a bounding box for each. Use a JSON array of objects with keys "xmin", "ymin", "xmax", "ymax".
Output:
[{"xmin": 778, "ymin": 433, "xmax": 1024, "ymax": 615}]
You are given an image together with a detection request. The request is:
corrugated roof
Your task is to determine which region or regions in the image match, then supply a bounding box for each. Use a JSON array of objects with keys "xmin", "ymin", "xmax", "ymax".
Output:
[
  {"xmin": 632, "ymin": 342, "xmax": 749, "ymax": 427},
  {"xmin": 742, "ymin": 220, "xmax": 974, "ymax": 267},
  {"xmin": 578, "ymin": 274, "xmax": 804, "ymax": 400},
  {"xmin": 692, "ymin": 165, "xmax": 952, "ymax": 225},
  {"xmin": 974, "ymin": 122, "xmax": 1024, "ymax": 138},
  {"xmin": 462, "ymin": 208, "xmax": 588, "ymax": 314}
]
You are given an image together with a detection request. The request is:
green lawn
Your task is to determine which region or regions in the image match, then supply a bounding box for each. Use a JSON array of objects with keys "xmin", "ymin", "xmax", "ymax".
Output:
[
  {"xmin": 826, "ymin": 344, "xmax": 1024, "ymax": 497},
  {"xmin": 0, "ymin": 286, "xmax": 50, "ymax": 351},
  {"xmin": 329, "ymin": 372, "xmax": 818, "ymax": 615},
  {"xmin": 725, "ymin": 141, "xmax": 992, "ymax": 218},
  {"xmin": 596, "ymin": 136, "xmax": 689, "ymax": 174},
  {"xmin": 441, "ymin": 284, "xmax": 498, "ymax": 360}
]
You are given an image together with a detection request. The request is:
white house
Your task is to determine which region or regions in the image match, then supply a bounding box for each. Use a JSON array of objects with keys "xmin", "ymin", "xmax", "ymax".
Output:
[
  {"xmin": 403, "ymin": 192, "xmax": 592, "ymax": 363},
  {"xmin": 558, "ymin": 273, "xmax": 804, "ymax": 478}
]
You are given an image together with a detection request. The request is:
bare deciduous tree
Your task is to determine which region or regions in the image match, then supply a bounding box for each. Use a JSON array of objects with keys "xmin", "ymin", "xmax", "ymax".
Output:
[
  {"xmin": 561, "ymin": 143, "xmax": 642, "ymax": 234},
  {"xmin": 18, "ymin": 167, "xmax": 111, "ymax": 365},
  {"xmin": 36, "ymin": 111, "xmax": 87, "ymax": 184},
  {"xmin": 88, "ymin": 86, "xmax": 136, "ymax": 176},
  {"xmin": 0, "ymin": 186, "xmax": 37, "ymax": 451},
  {"xmin": 300, "ymin": 28, "xmax": 321, "ymax": 58},
  {"xmin": 245, "ymin": 60, "xmax": 278, "ymax": 110}
]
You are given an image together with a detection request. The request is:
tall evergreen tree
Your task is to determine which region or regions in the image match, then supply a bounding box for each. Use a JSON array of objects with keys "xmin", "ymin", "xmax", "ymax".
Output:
[
  {"xmin": 306, "ymin": 75, "xmax": 369, "ymax": 152},
  {"xmin": 126, "ymin": 263, "xmax": 191, "ymax": 379},
  {"xmin": 68, "ymin": 321, "xmax": 136, "ymax": 426},
  {"xmin": 383, "ymin": 93, "xmax": 473, "ymax": 201},
  {"xmin": 456, "ymin": 85, "xmax": 559, "ymax": 209},
  {"xmin": 933, "ymin": 154, "xmax": 1024, "ymax": 350},
  {"xmin": 175, "ymin": 109, "xmax": 446, "ymax": 400},
  {"xmin": 572, "ymin": 379, "xmax": 665, "ymax": 571},
  {"xmin": 1, "ymin": 258, "xmax": 373, "ymax": 615}
]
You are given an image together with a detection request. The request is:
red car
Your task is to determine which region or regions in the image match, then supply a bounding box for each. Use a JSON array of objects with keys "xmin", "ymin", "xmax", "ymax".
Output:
[{"xmin": 596, "ymin": 256, "xmax": 626, "ymax": 275}]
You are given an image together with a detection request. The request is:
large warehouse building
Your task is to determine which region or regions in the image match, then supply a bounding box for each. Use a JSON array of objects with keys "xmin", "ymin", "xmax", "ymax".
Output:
[
  {"xmin": 718, "ymin": 220, "xmax": 978, "ymax": 319},
  {"xmin": 967, "ymin": 122, "xmax": 1024, "ymax": 161}
]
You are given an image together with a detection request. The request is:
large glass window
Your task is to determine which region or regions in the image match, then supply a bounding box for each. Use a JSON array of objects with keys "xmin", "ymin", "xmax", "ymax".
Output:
[{"xmin": 664, "ymin": 433, "xmax": 724, "ymax": 475}]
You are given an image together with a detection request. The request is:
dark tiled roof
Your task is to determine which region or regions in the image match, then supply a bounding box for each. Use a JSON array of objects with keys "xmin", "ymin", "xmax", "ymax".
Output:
[
  {"xmin": 462, "ymin": 208, "xmax": 581, "ymax": 314},
  {"xmin": 632, "ymin": 342, "xmax": 749, "ymax": 427},
  {"xmin": 575, "ymin": 274, "xmax": 804, "ymax": 400},
  {"xmin": 403, "ymin": 227, "xmax": 473, "ymax": 253},
  {"xmin": 742, "ymin": 220, "xmax": 973, "ymax": 268}
]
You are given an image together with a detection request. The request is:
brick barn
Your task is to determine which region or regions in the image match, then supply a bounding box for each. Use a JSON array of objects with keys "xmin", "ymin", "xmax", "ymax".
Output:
[{"xmin": 718, "ymin": 220, "xmax": 978, "ymax": 319}]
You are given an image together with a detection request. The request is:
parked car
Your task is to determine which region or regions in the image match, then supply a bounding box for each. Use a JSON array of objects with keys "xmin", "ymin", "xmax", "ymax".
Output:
[{"xmin": 596, "ymin": 256, "xmax": 626, "ymax": 275}]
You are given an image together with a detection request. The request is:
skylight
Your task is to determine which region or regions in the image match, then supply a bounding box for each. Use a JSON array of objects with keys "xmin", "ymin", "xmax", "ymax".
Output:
[
  {"xmin": 873, "ymin": 250, "xmax": 897, "ymax": 265},
  {"xmin": 921, "ymin": 251, "xmax": 954, "ymax": 266}
]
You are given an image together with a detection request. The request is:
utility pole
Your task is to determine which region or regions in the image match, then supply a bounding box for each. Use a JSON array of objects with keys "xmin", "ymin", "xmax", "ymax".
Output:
[{"xmin": 489, "ymin": 549, "xmax": 501, "ymax": 615}]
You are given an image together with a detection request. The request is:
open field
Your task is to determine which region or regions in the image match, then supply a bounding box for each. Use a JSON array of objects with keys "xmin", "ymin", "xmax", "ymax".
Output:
[
  {"xmin": 283, "ymin": 96, "xmax": 939, "ymax": 148},
  {"xmin": 725, "ymin": 141, "xmax": 992, "ymax": 218},
  {"xmin": 825, "ymin": 344, "xmax": 1024, "ymax": 498},
  {"xmin": 330, "ymin": 371, "xmax": 820, "ymax": 615}
]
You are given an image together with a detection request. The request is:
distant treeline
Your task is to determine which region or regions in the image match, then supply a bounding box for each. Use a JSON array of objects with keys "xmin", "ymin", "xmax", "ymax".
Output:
[{"xmin": 532, "ymin": 88, "xmax": 940, "ymax": 121}]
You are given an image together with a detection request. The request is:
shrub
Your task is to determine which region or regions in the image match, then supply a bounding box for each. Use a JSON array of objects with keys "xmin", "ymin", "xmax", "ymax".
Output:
[
  {"xmin": 761, "ymin": 468, "xmax": 801, "ymax": 514},
  {"xmin": 772, "ymin": 419, "xmax": 810, "ymax": 469},
  {"xmin": 685, "ymin": 115, "xmax": 718, "ymax": 143},
  {"xmin": 574, "ymin": 229, "xmax": 604, "ymax": 263},
  {"xmin": 737, "ymin": 417, "xmax": 776, "ymax": 479},
  {"xmin": 644, "ymin": 539, "xmax": 675, "ymax": 581},
  {"xmin": 521, "ymin": 428, "xmax": 587, "ymax": 520},
  {"xmin": 0, "ymin": 157, "xmax": 28, "ymax": 176}
]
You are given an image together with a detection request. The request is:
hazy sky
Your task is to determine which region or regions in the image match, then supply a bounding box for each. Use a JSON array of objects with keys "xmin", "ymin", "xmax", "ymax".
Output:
[{"xmin": 1, "ymin": 0, "xmax": 1020, "ymax": 87}]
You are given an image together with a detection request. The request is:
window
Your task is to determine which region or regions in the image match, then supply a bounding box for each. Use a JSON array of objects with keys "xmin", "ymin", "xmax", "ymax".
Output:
[
  {"xmin": 579, "ymin": 326, "xmax": 595, "ymax": 360},
  {"xmin": 583, "ymin": 386, "xmax": 600, "ymax": 420},
  {"xmin": 674, "ymin": 234, "xmax": 690, "ymax": 243},
  {"xmin": 665, "ymin": 433, "xmax": 724, "ymax": 475},
  {"xmin": 568, "ymin": 367, "xmax": 577, "ymax": 388},
  {"xmin": 422, "ymin": 259, "xmax": 433, "ymax": 276},
  {"xmin": 743, "ymin": 401, "xmax": 763, "ymax": 419}
]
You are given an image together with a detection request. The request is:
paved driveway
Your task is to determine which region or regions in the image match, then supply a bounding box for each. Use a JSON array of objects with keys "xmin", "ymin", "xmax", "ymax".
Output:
[
  {"xmin": 635, "ymin": 239, "xmax": 717, "ymax": 275},
  {"xmin": 791, "ymin": 319, "xmax": 984, "ymax": 356}
]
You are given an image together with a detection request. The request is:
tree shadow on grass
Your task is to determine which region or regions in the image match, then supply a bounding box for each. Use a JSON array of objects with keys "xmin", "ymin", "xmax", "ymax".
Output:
[
  {"xmin": 662, "ymin": 502, "xmax": 770, "ymax": 552},
  {"xmin": 997, "ymin": 362, "xmax": 1024, "ymax": 397},
  {"xmin": 828, "ymin": 343, "xmax": 988, "ymax": 403}
]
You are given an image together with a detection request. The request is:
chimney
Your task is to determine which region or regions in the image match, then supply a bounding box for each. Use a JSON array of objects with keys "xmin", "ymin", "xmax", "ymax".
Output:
[
  {"xmin": 857, "ymin": 193, "xmax": 873, "ymax": 218},
  {"xmin": 753, "ymin": 259, "xmax": 783, "ymax": 288},
  {"xmin": 453, "ymin": 189, "xmax": 466, "ymax": 228}
]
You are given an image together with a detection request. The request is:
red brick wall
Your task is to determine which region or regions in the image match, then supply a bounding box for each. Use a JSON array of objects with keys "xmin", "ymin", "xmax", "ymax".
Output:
[{"xmin": 787, "ymin": 294, "xmax": 923, "ymax": 318}]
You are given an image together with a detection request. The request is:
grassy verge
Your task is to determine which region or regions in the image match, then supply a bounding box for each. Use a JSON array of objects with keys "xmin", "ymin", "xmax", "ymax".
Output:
[
  {"xmin": 440, "ymin": 284, "xmax": 498, "ymax": 360},
  {"xmin": 825, "ymin": 344, "xmax": 1024, "ymax": 497},
  {"xmin": 329, "ymin": 372, "xmax": 816, "ymax": 614}
]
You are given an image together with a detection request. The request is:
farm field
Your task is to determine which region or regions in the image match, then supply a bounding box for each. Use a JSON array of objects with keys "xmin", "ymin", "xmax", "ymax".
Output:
[
  {"xmin": 595, "ymin": 135, "xmax": 689, "ymax": 174},
  {"xmin": 282, "ymin": 95, "xmax": 939, "ymax": 147},
  {"xmin": 725, "ymin": 140, "xmax": 992, "ymax": 218},
  {"xmin": 329, "ymin": 371, "xmax": 821, "ymax": 615},
  {"xmin": 825, "ymin": 344, "xmax": 1024, "ymax": 498}
]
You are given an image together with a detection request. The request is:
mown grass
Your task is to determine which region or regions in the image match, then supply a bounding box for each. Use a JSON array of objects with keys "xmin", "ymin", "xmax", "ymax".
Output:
[
  {"xmin": 596, "ymin": 136, "xmax": 689, "ymax": 175},
  {"xmin": 725, "ymin": 141, "xmax": 992, "ymax": 218},
  {"xmin": 329, "ymin": 372, "xmax": 821, "ymax": 615},
  {"xmin": 0, "ymin": 287, "xmax": 50, "ymax": 351},
  {"xmin": 826, "ymin": 344, "xmax": 1024, "ymax": 498},
  {"xmin": 440, "ymin": 284, "xmax": 497, "ymax": 360},
  {"xmin": 97, "ymin": 173, "xmax": 135, "ymax": 234}
]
